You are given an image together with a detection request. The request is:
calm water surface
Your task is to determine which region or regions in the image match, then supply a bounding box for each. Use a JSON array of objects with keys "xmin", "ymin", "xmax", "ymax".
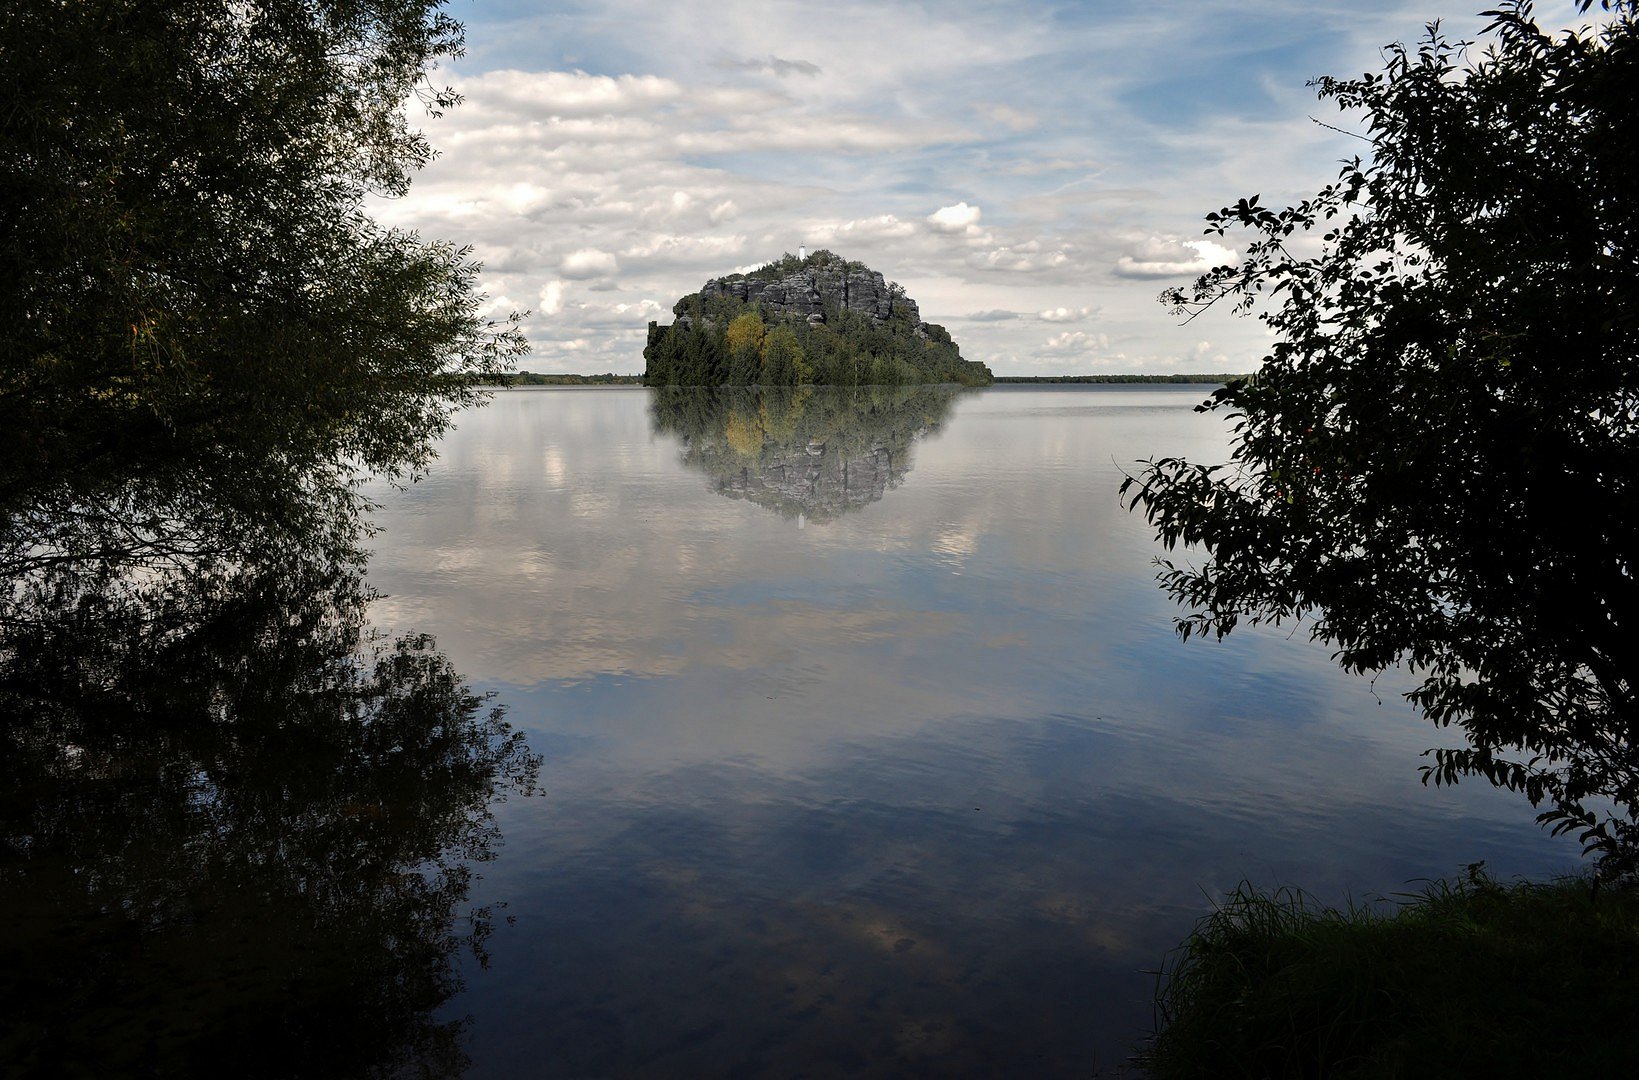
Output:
[{"xmin": 362, "ymin": 385, "xmax": 1571, "ymax": 1077}]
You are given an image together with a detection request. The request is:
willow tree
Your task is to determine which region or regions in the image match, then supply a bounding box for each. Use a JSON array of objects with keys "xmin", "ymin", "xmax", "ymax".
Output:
[
  {"xmin": 0, "ymin": 0, "xmax": 524, "ymax": 597},
  {"xmin": 1122, "ymin": 2, "xmax": 1639, "ymax": 873}
]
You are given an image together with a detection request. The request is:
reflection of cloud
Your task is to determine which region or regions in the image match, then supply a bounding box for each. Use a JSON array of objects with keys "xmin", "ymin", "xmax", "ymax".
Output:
[
  {"xmin": 358, "ymin": 385, "xmax": 1577, "ymax": 1071},
  {"xmin": 930, "ymin": 522, "xmax": 980, "ymax": 566}
]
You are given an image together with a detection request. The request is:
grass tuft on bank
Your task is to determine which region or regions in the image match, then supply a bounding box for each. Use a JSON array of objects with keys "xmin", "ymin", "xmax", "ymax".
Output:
[{"xmin": 1139, "ymin": 867, "xmax": 1639, "ymax": 1078}]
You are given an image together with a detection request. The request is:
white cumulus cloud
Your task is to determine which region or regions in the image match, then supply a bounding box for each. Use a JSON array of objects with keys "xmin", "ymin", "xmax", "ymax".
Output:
[
  {"xmin": 1039, "ymin": 330, "xmax": 1111, "ymax": 356},
  {"xmin": 559, "ymin": 248, "xmax": 619, "ymax": 279},
  {"xmin": 927, "ymin": 202, "xmax": 983, "ymax": 233},
  {"xmin": 1037, "ymin": 305, "xmax": 1096, "ymax": 323},
  {"xmin": 539, "ymin": 280, "xmax": 565, "ymax": 315},
  {"xmin": 1113, "ymin": 237, "xmax": 1238, "ymax": 280}
]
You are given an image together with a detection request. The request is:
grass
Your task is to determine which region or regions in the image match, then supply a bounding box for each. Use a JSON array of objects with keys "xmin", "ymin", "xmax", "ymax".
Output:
[{"xmin": 1138, "ymin": 866, "xmax": 1639, "ymax": 1078}]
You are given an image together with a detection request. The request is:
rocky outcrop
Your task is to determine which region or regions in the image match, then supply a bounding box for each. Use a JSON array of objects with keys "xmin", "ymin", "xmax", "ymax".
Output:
[
  {"xmin": 699, "ymin": 253, "xmax": 913, "ymax": 329},
  {"xmin": 644, "ymin": 250, "xmax": 993, "ymax": 387}
]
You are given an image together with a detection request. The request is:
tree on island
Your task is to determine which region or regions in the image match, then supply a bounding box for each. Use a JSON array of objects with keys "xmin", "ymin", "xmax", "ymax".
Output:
[
  {"xmin": 0, "ymin": 0, "xmax": 524, "ymax": 599},
  {"xmin": 1122, "ymin": 1, "xmax": 1639, "ymax": 875}
]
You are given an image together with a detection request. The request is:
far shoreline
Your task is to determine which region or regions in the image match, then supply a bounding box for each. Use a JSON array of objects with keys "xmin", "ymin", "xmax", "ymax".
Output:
[{"xmin": 487, "ymin": 372, "xmax": 1247, "ymax": 387}]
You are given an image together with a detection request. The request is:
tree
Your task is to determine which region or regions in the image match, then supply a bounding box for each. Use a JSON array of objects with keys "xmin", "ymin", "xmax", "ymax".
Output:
[
  {"xmin": 761, "ymin": 325, "xmax": 806, "ymax": 386},
  {"xmin": 725, "ymin": 312, "xmax": 766, "ymax": 385},
  {"xmin": 0, "ymin": 0, "xmax": 525, "ymax": 598},
  {"xmin": 1121, "ymin": 2, "xmax": 1639, "ymax": 874}
]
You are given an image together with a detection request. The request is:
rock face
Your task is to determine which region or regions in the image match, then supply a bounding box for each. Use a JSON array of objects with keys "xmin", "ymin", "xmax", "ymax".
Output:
[{"xmin": 698, "ymin": 253, "xmax": 914, "ymax": 329}]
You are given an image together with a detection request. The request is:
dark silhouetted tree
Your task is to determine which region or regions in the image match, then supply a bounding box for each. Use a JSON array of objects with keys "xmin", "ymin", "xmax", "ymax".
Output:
[
  {"xmin": 1122, "ymin": 2, "xmax": 1639, "ymax": 874},
  {"xmin": 0, "ymin": 0, "xmax": 525, "ymax": 592}
]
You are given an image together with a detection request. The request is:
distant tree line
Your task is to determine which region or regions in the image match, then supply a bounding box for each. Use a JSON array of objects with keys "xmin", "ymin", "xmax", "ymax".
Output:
[
  {"xmin": 488, "ymin": 372, "xmax": 644, "ymax": 386},
  {"xmin": 994, "ymin": 374, "xmax": 1249, "ymax": 384}
]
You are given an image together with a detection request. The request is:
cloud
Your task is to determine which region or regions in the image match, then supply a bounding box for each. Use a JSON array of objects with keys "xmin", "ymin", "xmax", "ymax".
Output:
[
  {"xmin": 969, "ymin": 243, "xmax": 1074, "ymax": 273},
  {"xmin": 570, "ymin": 298, "xmax": 667, "ymax": 327},
  {"xmin": 807, "ymin": 214, "xmax": 919, "ymax": 245},
  {"xmin": 1112, "ymin": 237, "xmax": 1238, "ymax": 279},
  {"xmin": 926, "ymin": 202, "xmax": 983, "ymax": 233},
  {"xmin": 1189, "ymin": 339, "xmax": 1232, "ymax": 368},
  {"xmin": 539, "ymin": 280, "xmax": 565, "ymax": 315},
  {"xmin": 559, "ymin": 248, "xmax": 619, "ymax": 278},
  {"xmin": 1001, "ymin": 156, "xmax": 1103, "ymax": 176},
  {"xmin": 1037, "ymin": 306, "xmax": 1096, "ymax": 323},
  {"xmin": 714, "ymin": 54, "xmax": 823, "ymax": 78},
  {"xmin": 1039, "ymin": 330, "xmax": 1111, "ymax": 356},
  {"xmin": 379, "ymin": 0, "xmax": 1446, "ymax": 375},
  {"xmin": 979, "ymin": 103, "xmax": 1037, "ymax": 131},
  {"xmin": 469, "ymin": 70, "xmax": 683, "ymax": 117}
]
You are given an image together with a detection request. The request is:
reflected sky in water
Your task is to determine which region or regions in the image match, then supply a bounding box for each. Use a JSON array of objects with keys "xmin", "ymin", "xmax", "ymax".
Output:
[{"xmin": 363, "ymin": 386, "xmax": 1575, "ymax": 1077}]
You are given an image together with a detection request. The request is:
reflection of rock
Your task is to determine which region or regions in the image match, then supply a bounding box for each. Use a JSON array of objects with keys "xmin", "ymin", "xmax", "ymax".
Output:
[
  {"xmin": 650, "ymin": 385, "xmax": 961, "ymax": 523},
  {"xmin": 714, "ymin": 439, "xmax": 899, "ymax": 523}
]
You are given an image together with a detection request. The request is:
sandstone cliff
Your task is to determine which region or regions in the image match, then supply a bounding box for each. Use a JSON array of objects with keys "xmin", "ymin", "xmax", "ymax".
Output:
[{"xmin": 697, "ymin": 255, "xmax": 919, "ymax": 330}]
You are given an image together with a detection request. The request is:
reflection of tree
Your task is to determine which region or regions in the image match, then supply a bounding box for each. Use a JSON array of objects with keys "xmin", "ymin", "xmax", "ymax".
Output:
[
  {"xmin": 0, "ymin": 550, "xmax": 539, "ymax": 1078},
  {"xmin": 650, "ymin": 385, "xmax": 961, "ymax": 523}
]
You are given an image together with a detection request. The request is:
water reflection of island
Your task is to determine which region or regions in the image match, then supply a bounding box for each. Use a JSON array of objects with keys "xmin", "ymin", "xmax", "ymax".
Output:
[
  {"xmin": 0, "ymin": 555, "xmax": 539, "ymax": 1078},
  {"xmin": 650, "ymin": 385, "xmax": 961, "ymax": 523}
]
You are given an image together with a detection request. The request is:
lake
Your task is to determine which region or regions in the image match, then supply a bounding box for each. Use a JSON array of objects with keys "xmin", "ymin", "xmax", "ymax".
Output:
[{"xmin": 354, "ymin": 384, "xmax": 1572, "ymax": 1076}]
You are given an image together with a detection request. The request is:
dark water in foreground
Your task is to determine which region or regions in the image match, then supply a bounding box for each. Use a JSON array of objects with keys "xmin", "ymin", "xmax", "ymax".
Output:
[
  {"xmin": 359, "ymin": 386, "xmax": 1571, "ymax": 1076},
  {"xmin": 1, "ymin": 385, "xmax": 1574, "ymax": 1078}
]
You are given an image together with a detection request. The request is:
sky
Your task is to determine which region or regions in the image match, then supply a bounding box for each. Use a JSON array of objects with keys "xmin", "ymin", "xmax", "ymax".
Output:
[{"xmin": 370, "ymin": 0, "xmax": 1592, "ymax": 376}]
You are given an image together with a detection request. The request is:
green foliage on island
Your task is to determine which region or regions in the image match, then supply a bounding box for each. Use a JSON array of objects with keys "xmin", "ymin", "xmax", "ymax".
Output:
[
  {"xmin": 1141, "ymin": 868, "xmax": 1639, "ymax": 1078},
  {"xmin": 643, "ymin": 250, "xmax": 993, "ymax": 387},
  {"xmin": 994, "ymin": 374, "xmax": 1249, "ymax": 384}
]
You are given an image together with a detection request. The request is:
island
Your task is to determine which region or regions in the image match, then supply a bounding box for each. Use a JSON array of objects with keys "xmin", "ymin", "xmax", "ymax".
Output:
[{"xmin": 643, "ymin": 250, "xmax": 993, "ymax": 387}]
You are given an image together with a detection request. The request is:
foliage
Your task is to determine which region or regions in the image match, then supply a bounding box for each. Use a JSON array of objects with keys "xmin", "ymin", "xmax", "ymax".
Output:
[
  {"xmin": 993, "ymin": 374, "xmax": 1249, "ymax": 384},
  {"xmin": 729, "ymin": 248, "xmax": 870, "ymax": 282},
  {"xmin": 1121, "ymin": 2, "xmax": 1639, "ymax": 873},
  {"xmin": 1140, "ymin": 867, "xmax": 1639, "ymax": 1078},
  {"xmin": 760, "ymin": 324, "xmax": 807, "ymax": 386},
  {"xmin": 726, "ymin": 312, "xmax": 766, "ymax": 385},
  {"xmin": 0, "ymin": 0, "xmax": 525, "ymax": 595}
]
